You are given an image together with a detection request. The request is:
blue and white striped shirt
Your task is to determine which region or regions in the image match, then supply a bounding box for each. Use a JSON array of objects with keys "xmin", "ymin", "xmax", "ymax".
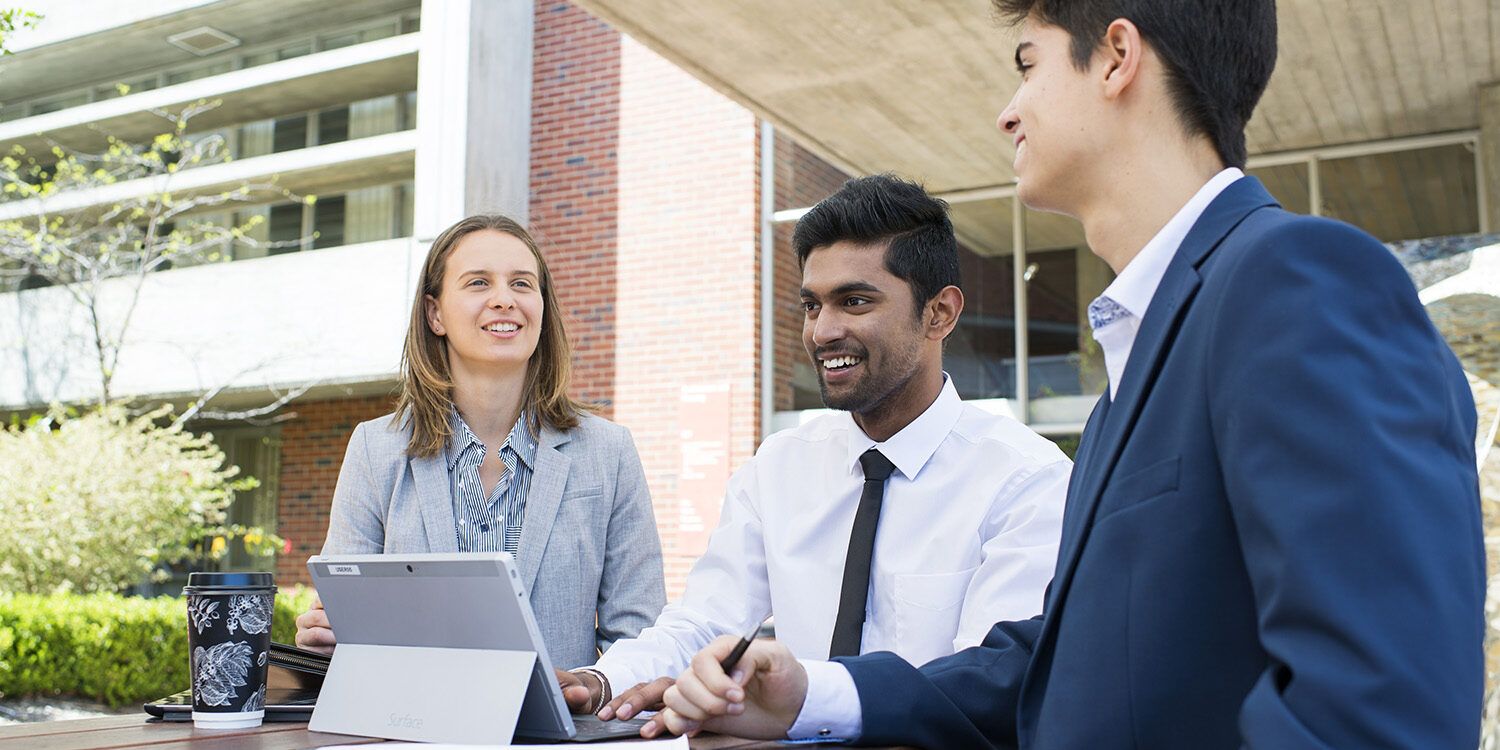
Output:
[{"xmin": 445, "ymin": 410, "xmax": 538, "ymax": 554}]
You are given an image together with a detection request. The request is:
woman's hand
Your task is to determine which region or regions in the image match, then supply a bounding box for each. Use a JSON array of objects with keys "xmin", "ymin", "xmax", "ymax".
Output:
[{"xmin": 293, "ymin": 595, "xmax": 337, "ymax": 655}]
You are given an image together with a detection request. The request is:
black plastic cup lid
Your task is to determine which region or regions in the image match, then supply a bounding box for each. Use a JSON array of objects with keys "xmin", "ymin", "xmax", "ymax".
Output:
[{"xmin": 183, "ymin": 571, "xmax": 276, "ymax": 595}]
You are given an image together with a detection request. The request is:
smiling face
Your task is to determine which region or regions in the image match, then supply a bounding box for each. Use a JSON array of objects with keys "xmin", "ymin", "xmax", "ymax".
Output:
[
  {"xmin": 423, "ymin": 229, "xmax": 544, "ymax": 376},
  {"xmin": 996, "ymin": 21, "xmax": 1111, "ymax": 215},
  {"xmin": 800, "ymin": 241, "xmax": 928, "ymax": 415}
]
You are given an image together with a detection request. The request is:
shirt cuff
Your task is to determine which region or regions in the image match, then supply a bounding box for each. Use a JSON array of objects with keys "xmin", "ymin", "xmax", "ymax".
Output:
[{"xmin": 786, "ymin": 659, "xmax": 863, "ymax": 742}]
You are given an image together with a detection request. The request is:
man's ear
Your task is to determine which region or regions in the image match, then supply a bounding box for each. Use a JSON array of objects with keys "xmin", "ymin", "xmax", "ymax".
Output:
[
  {"xmin": 925, "ymin": 286, "xmax": 965, "ymax": 341},
  {"xmin": 1100, "ymin": 18, "xmax": 1144, "ymax": 99},
  {"xmin": 424, "ymin": 294, "xmax": 446, "ymax": 336}
]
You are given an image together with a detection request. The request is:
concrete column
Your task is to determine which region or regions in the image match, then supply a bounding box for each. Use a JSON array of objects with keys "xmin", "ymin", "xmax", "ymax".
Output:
[
  {"xmin": 414, "ymin": 0, "xmax": 534, "ymax": 241},
  {"xmin": 1481, "ymin": 82, "xmax": 1500, "ymax": 235}
]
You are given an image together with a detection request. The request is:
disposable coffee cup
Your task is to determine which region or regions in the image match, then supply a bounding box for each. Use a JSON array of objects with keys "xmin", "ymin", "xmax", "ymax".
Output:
[{"xmin": 183, "ymin": 572, "xmax": 277, "ymax": 729}]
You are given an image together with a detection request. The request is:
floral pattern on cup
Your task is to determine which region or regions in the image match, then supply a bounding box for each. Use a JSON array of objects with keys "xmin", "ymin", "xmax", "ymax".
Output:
[
  {"xmin": 242, "ymin": 684, "xmax": 267, "ymax": 713},
  {"xmin": 188, "ymin": 599, "xmax": 221, "ymax": 635},
  {"xmin": 227, "ymin": 594, "xmax": 273, "ymax": 635},
  {"xmin": 193, "ymin": 641, "xmax": 253, "ymax": 707}
]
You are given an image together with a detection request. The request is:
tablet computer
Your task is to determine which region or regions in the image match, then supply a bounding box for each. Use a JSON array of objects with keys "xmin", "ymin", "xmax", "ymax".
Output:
[{"xmin": 307, "ymin": 552, "xmax": 646, "ymax": 743}]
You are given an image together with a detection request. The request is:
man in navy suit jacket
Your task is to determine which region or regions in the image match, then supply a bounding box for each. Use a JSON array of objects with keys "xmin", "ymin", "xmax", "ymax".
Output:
[{"xmin": 651, "ymin": 0, "xmax": 1485, "ymax": 747}]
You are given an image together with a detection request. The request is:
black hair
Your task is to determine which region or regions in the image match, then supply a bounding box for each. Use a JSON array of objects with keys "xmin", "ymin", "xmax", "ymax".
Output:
[
  {"xmin": 993, "ymin": 0, "xmax": 1277, "ymax": 169},
  {"xmin": 792, "ymin": 173, "xmax": 961, "ymax": 319}
]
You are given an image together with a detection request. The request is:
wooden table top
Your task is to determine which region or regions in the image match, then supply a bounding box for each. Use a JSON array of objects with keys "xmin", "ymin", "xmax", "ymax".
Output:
[{"xmin": 0, "ymin": 715, "xmax": 796, "ymax": 749}]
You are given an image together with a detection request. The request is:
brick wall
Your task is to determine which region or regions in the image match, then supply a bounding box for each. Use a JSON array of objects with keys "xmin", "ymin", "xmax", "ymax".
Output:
[
  {"xmin": 529, "ymin": 0, "xmax": 622, "ymax": 416},
  {"xmin": 274, "ymin": 394, "xmax": 395, "ymax": 584},
  {"xmin": 613, "ymin": 35, "xmax": 760, "ymax": 596}
]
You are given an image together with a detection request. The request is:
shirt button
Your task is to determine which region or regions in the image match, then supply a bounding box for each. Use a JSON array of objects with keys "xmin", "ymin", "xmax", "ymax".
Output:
[
  {"xmin": 818, "ymin": 728, "xmax": 831, "ymax": 737},
  {"xmin": 480, "ymin": 523, "xmax": 490, "ymax": 532},
  {"xmin": 459, "ymin": 519, "xmax": 466, "ymax": 525}
]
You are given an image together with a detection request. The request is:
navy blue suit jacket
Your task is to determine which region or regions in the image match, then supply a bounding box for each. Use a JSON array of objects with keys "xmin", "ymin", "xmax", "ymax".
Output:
[{"xmin": 841, "ymin": 177, "xmax": 1485, "ymax": 749}]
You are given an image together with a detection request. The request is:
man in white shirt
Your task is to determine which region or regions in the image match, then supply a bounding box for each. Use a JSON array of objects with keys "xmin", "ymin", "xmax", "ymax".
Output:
[
  {"xmin": 654, "ymin": 1, "xmax": 1483, "ymax": 747},
  {"xmin": 555, "ymin": 173, "xmax": 1071, "ymax": 730}
]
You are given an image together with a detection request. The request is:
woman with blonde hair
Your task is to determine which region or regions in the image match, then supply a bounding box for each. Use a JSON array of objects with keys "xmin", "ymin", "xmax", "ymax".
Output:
[{"xmin": 296, "ymin": 215, "xmax": 665, "ymax": 691}]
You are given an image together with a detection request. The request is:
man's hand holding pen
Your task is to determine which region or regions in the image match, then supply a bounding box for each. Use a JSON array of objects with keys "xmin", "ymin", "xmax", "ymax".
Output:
[{"xmin": 642, "ymin": 635, "xmax": 809, "ymax": 740}]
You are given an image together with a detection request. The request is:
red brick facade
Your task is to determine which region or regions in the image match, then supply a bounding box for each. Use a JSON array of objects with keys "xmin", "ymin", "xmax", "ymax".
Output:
[
  {"xmin": 529, "ymin": 0, "xmax": 622, "ymax": 417},
  {"xmin": 274, "ymin": 394, "xmax": 395, "ymax": 584}
]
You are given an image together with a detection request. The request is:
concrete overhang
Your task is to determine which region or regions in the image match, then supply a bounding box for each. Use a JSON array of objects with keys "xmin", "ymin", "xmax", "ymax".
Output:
[
  {"xmin": 577, "ymin": 0, "xmax": 1497, "ymax": 245},
  {"xmin": 0, "ymin": 33, "xmax": 419, "ymax": 155}
]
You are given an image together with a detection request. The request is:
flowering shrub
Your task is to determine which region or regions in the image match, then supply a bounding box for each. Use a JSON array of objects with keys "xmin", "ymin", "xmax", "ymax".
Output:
[{"xmin": 0, "ymin": 406, "xmax": 276, "ymax": 594}]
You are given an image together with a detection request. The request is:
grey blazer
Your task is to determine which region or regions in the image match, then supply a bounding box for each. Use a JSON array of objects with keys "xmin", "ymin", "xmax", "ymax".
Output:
[{"xmin": 320, "ymin": 411, "xmax": 667, "ymax": 669}]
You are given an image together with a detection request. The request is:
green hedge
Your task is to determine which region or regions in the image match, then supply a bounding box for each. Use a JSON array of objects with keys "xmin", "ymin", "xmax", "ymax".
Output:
[{"xmin": 0, "ymin": 586, "xmax": 317, "ymax": 707}]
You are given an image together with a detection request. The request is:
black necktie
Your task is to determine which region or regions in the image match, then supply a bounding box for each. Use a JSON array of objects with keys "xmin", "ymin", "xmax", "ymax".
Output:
[{"xmin": 829, "ymin": 448, "xmax": 896, "ymax": 658}]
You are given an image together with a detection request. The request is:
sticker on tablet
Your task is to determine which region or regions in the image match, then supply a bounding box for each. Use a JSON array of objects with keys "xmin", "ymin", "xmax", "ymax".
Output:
[{"xmin": 327, "ymin": 564, "xmax": 361, "ymax": 575}]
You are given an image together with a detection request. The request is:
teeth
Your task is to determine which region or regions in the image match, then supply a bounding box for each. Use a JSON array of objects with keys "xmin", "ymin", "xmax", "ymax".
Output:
[
  {"xmin": 822, "ymin": 356, "xmax": 862, "ymax": 370},
  {"xmin": 484, "ymin": 322, "xmax": 519, "ymax": 333}
]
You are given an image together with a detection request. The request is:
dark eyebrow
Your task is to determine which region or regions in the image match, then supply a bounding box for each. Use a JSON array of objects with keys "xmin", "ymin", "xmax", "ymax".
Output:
[
  {"xmin": 802, "ymin": 282, "xmax": 883, "ymax": 299},
  {"xmin": 510, "ymin": 270, "xmax": 539, "ymax": 279},
  {"xmin": 833, "ymin": 282, "xmax": 882, "ymax": 296},
  {"xmin": 1014, "ymin": 41, "xmax": 1034, "ymax": 70}
]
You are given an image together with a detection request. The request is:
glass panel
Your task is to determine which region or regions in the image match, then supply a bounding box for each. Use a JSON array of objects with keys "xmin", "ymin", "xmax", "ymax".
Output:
[
  {"xmin": 946, "ymin": 197, "xmax": 1018, "ymax": 401},
  {"xmin": 1320, "ymin": 144, "xmax": 1479, "ymax": 242},
  {"xmin": 1246, "ymin": 163, "xmax": 1310, "ymax": 214},
  {"xmin": 320, "ymin": 32, "xmax": 359, "ymax": 51},
  {"xmin": 401, "ymin": 91, "xmax": 418, "ymax": 130},
  {"xmin": 313, "ymin": 195, "xmax": 346, "ymax": 249},
  {"xmin": 272, "ymin": 114, "xmax": 308, "ymax": 153},
  {"xmin": 241, "ymin": 50, "xmax": 276, "ymax": 67},
  {"xmin": 316, "ymin": 105, "xmax": 350, "ymax": 145},
  {"xmin": 360, "ymin": 23, "xmax": 398, "ymax": 42},
  {"xmin": 239, "ymin": 119, "xmax": 274, "ymax": 159},
  {"xmin": 268, "ymin": 203, "xmax": 304, "ymax": 255},
  {"xmin": 234, "ymin": 206, "xmax": 270, "ymax": 260},
  {"xmin": 216, "ymin": 428, "xmax": 281, "ymax": 572},
  {"xmin": 401, "ymin": 16, "xmax": 421, "ymax": 34},
  {"xmin": 344, "ymin": 186, "xmax": 393, "ymax": 244},
  {"xmin": 1025, "ymin": 207, "xmax": 1108, "ymax": 427},
  {"xmin": 29, "ymin": 92, "xmax": 88, "ymax": 115},
  {"xmin": 277, "ymin": 42, "xmax": 312, "ymax": 61},
  {"xmin": 398, "ymin": 182, "xmax": 414, "ymax": 238}
]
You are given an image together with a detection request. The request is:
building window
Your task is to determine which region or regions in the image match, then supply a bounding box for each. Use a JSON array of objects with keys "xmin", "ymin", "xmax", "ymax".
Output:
[
  {"xmin": 272, "ymin": 114, "xmax": 309, "ymax": 153},
  {"xmin": 268, "ymin": 203, "xmax": 304, "ymax": 254},
  {"xmin": 212, "ymin": 426, "xmax": 282, "ymax": 573},
  {"xmin": 317, "ymin": 105, "xmax": 350, "ymax": 146},
  {"xmin": 313, "ymin": 196, "xmax": 346, "ymax": 249}
]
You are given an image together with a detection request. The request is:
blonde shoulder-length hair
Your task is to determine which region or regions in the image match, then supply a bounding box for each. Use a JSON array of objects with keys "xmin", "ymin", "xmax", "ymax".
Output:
[{"xmin": 394, "ymin": 214, "xmax": 587, "ymax": 458}]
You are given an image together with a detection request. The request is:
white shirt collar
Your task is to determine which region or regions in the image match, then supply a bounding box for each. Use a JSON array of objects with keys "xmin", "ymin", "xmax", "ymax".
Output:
[
  {"xmin": 844, "ymin": 374, "xmax": 963, "ymax": 481},
  {"xmin": 1099, "ymin": 167, "xmax": 1244, "ymax": 320}
]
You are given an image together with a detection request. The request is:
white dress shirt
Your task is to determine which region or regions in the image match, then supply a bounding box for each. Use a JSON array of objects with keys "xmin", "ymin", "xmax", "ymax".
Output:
[
  {"xmin": 595, "ymin": 376, "xmax": 1071, "ymax": 710},
  {"xmin": 792, "ymin": 168, "xmax": 1247, "ymax": 741},
  {"xmin": 1093, "ymin": 168, "xmax": 1244, "ymax": 398}
]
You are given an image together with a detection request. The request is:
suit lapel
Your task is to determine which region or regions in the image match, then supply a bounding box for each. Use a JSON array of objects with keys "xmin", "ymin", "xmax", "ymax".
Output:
[
  {"xmin": 410, "ymin": 452, "xmax": 458, "ymax": 553},
  {"xmin": 1019, "ymin": 179, "xmax": 1279, "ymax": 740},
  {"xmin": 516, "ymin": 423, "xmax": 573, "ymax": 593},
  {"xmin": 1046, "ymin": 392, "xmax": 1109, "ymax": 611},
  {"xmin": 1038, "ymin": 178, "xmax": 1280, "ymax": 632}
]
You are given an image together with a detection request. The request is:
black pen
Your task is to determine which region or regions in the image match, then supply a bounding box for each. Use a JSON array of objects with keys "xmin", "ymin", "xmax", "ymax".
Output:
[{"xmin": 719, "ymin": 614, "xmax": 771, "ymax": 673}]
